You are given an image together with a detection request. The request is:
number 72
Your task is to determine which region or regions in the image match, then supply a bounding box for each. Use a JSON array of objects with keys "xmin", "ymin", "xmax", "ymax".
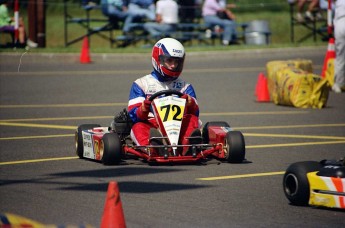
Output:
[{"xmin": 159, "ymin": 105, "xmax": 183, "ymax": 122}]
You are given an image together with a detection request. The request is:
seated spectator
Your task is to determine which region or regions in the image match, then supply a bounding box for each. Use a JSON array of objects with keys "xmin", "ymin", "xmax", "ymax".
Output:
[
  {"xmin": 294, "ymin": 0, "xmax": 322, "ymax": 22},
  {"xmin": 122, "ymin": 0, "xmax": 156, "ymax": 34},
  {"xmin": 319, "ymin": 0, "xmax": 334, "ymax": 11},
  {"xmin": 218, "ymin": 0, "xmax": 236, "ymax": 19},
  {"xmin": 0, "ymin": 0, "xmax": 37, "ymax": 48},
  {"xmin": 178, "ymin": 0, "xmax": 199, "ymax": 23},
  {"xmin": 143, "ymin": 0, "xmax": 178, "ymax": 38},
  {"xmin": 100, "ymin": 0, "xmax": 130, "ymax": 27},
  {"xmin": 202, "ymin": 0, "xmax": 238, "ymax": 45}
]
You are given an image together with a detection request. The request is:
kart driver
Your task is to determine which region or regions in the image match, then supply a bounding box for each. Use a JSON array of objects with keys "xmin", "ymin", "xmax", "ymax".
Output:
[{"xmin": 128, "ymin": 37, "xmax": 201, "ymax": 155}]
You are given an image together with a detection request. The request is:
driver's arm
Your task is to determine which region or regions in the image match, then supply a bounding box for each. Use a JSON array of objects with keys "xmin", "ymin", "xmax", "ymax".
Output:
[
  {"xmin": 182, "ymin": 85, "xmax": 199, "ymax": 116},
  {"xmin": 128, "ymin": 82, "xmax": 151, "ymax": 122}
]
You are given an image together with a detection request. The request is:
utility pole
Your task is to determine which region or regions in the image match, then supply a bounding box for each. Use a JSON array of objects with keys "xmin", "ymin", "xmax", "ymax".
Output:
[{"xmin": 28, "ymin": 0, "xmax": 46, "ymax": 47}]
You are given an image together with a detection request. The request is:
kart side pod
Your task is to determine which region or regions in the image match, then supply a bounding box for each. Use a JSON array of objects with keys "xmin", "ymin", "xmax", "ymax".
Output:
[{"xmin": 202, "ymin": 122, "xmax": 246, "ymax": 163}]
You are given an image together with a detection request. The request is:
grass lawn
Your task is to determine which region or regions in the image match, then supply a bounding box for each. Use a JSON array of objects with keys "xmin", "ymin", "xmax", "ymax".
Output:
[{"xmin": 0, "ymin": 0, "xmax": 329, "ymax": 53}]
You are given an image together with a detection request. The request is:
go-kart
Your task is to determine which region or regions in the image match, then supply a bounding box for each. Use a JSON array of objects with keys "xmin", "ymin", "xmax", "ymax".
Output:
[
  {"xmin": 283, "ymin": 157, "xmax": 345, "ymax": 209},
  {"xmin": 75, "ymin": 90, "xmax": 246, "ymax": 165}
]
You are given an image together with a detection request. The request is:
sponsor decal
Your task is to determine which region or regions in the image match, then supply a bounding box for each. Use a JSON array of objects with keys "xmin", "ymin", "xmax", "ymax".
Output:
[
  {"xmin": 173, "ymin": 49, "xmax": 182, "ymax": 53},
  {"xmin": 172, "ymin": 81, "xmax": 183, "ymax": 89},
  {"xmin": 221, "ymin": 127, "xmax": 232, "ymax": 132},
  {"xmin": 147, "ymin": 85, "xmax": 157, "ymax": 94},
  {"xmin": 314, "ymin": 195, "xmax": 330, "ymax": 204},
  {"xmin": 82, "ymin": 131, "xmax": 94, "ymax": 159}
]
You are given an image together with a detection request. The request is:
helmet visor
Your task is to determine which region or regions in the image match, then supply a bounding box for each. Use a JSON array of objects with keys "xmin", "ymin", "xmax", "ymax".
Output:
[{"xmin": 159, "ymin": 55, "xmax": 184, "ymax": 72}]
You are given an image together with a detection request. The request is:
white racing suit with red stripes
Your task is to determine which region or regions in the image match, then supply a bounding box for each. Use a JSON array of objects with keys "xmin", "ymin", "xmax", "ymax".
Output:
[{"xmin": 128, "ymin": 70, "xmax": 200, "ymax": 153}]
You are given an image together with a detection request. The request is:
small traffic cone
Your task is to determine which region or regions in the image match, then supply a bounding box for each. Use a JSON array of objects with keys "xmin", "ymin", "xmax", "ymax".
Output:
[
  {"xmin": 80, "ymin": 36, "xmax": 91, "ymax": 64},
  {"xmin": 255, "ymin": 72, "xmax": 265, "ymax": 96},
  {"xmin": 321, "ymin": 38, "xmax": 335, "ymax": 78},
  {"xmin": 100, "ymin": 181, "xmax": 126, "ymax": 228},
  {"xmin": 255, "ymin": 74, "xmax": 270, "ymax": 102}
]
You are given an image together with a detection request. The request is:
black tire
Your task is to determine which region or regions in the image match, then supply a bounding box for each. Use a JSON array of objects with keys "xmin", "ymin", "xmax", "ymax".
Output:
[
  {"xmin": 224, "ymin": 131, "xmax": 245, "ymax": 163},
  {"xmin": 202, "ymin": 121, "xmax": 230, "ymax": 143},
  {"xmin": 283, "ymin": 161, "xmax": 321, "ymax": 206},
  {"xmin": 75, "ymin": 124, "xmax": 101, "ymax": 159},
  {"xmin": 101, "ymin": 132, "xmax": 123, "ymax": 165}
]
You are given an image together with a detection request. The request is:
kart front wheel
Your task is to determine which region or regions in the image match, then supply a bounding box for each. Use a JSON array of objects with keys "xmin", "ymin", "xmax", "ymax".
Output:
[
  {"xmin": 75, "ymin": 124, "xmax": 101, "ymax": 159},
  {"xmin": 283, "ymin": 161, "xmax": 321, "ymax": 206},
  {"xmin": 101, "ymin": 132, "xmax": 123, "ymax": 165},
  {"xmin": 224, "ymin": 131, "xmax": 245, "ymax": 163}
]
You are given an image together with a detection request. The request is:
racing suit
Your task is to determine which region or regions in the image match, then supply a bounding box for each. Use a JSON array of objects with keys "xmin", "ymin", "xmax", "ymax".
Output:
[{"xmin": 128, "ymin": 70, "xmax": 200, "ymax": 152}]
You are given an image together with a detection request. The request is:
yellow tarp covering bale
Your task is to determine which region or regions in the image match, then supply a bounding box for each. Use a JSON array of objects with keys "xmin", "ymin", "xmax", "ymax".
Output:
[
  {"xmin": 266, "ymin": 59, "xmax": 313, "ymax": 100},
  {"xmin": 325, "ymin": 58, "xmax": 335, "ymax": 87},
  {"xmin": 273, "ymin": 67, "xmax": 330, "ymax": 109}
]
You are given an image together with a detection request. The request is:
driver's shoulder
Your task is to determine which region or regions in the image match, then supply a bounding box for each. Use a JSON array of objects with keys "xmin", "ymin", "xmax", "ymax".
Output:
[{"xmin": 135, "ymin": 74, "xmax": 155, "ymax": 84}]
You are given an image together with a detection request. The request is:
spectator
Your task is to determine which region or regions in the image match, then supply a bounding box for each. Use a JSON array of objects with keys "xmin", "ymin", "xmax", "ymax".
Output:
[
  {"xmin": 202, "ymin": 0, "xmax": 238, "ymax": 45},
  {"xmin": 319, "ymin": 0, "xmax": 329, "ymax": 9},
  {"xmin": 128, "ymin": 37, "xmax": 201, "ymax": 155},
  {"xmin": 0, "ymin": 0, "xmax": 37, "ymax": 48},
  {"xmin": 178, "ymin": 0, "xmax": 199, "ymax": 23},
  {"xmin": 332, "ymin": 0, "xmax": 345, "ymax": 93},
  {"xmin": 143, "ymin": 0, "xmax": 178, "ymax": 38},
  {"xmin": 122, "ymin": 0, "xmax": 156, "ymax": 34},
  {"xmin": 295, "ymin": 0, "xmax": 322, "ymax": 22},
  {"xmin": 218, "ymin": 0, "xmax": 236, "ymax": 19},
  {"xmin": 100, "ymin": 0, "xmax": 130, "ymax": 27}
]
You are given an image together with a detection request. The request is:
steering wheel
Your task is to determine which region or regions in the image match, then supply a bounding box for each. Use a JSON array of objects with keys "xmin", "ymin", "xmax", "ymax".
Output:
[{"xmin": 148, "ymin": 90, "xmax": 184, "ymax": 102}]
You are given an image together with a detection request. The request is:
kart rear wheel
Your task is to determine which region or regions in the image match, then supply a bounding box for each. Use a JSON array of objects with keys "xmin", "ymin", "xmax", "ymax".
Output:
[
  {"xmin": 224, "ymin": 131, "xmax": 245, "ymax": 163},
  {"xmin": 283, "ymin": 161, "xmax": 321, "ymax": 206},
  {"xmin": 202, "ymin": 121, "xmax": 230, "ymax": 143},
  {"xmin": 101, "ymin": 132, "xmax": 123, "ymax": 165},
  {"xmin": 75, "ymin": 124, "xmax": 101, "ymax": 159}
]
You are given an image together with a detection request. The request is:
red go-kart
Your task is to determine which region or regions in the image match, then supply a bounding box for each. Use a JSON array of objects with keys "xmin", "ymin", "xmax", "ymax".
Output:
[{"xmin": 75, "ymin": 90, "xmax": 246, "ymax": 165}]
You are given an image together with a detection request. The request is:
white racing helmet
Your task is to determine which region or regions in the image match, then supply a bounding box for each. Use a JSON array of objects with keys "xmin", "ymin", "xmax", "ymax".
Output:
[{"xmin": 151, "ymin": 38, "xmax": 185, "ymax": 81}]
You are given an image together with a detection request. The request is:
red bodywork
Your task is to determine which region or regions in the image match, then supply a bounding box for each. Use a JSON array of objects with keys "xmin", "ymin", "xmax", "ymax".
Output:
[
  {"xmin": 86, "ymin": 125, "xmax": 229, "ymax": 164},
  {"xmin": 122, "ymin": 125, "xmax": 228, "ymax": 163}
]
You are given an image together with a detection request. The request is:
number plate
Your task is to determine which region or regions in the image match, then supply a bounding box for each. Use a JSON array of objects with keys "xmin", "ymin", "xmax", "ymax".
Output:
[{"xmin": 153, "ymin": 96, "xmax": 186, "ymax": 145}]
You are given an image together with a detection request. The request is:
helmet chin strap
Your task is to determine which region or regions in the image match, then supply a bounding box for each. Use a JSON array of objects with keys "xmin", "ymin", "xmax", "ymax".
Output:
[{"xmin": 152, "ymin": 69, "xmax": 177, "ymax": 82}]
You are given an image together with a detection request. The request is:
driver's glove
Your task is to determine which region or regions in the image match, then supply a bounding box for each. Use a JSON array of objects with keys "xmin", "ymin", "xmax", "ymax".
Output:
[
  {"xmin": 182, "ymin": 94, "xmax": 198, "ymax": 114},
  {"xmin": 136, "ymin": 99, "xmax": 151, "ymax": 120}
]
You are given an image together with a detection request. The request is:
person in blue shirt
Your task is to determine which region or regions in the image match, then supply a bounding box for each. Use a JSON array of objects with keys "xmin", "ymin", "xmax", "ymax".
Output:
[
  {"xmin": 100, "ymin": 0, "xmax": 130, "ymax": 25},
  {"xmin": 122, "ymin": 0, "xmax": 156, "ymax": 34}
]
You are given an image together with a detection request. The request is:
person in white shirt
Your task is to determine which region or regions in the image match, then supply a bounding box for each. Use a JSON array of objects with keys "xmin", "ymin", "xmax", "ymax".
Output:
[
  {"xmin": 332, "ymin": 0, "xmax": 345, "ymax": 93},
  {"xmin": 143, "ymin": 0, "xmax": 178, "ymax": 38}
]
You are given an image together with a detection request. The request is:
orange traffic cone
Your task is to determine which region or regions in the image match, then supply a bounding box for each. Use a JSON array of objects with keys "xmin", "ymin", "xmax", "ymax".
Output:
[
  {"xmin": 255, "ymin": 72, "xmax": 265, "ymax": 96},
  {"xmin": 255, "ymin": 74, "xmax": 270, "ymax": 102},
  {"xmin": 321, "ymin": 38, "xmax": 336, "ymax": 78},
  {"xmin": 80, "ymin": 36, "xmax": 91, "ymax": 64},
  {"xmin": 100, "ymin": 181, "xmax": 126, "ymax": 228}
]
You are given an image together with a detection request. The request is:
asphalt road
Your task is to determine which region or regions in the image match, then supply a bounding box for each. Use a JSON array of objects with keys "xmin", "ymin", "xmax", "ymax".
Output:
[{"xmin": 0, "ymin": 47, "xmax": 344, "ymax": 227}]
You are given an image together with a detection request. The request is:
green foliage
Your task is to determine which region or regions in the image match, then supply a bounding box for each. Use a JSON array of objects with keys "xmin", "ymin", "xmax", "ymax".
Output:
[{"xmin": 1, "ymin": 0, "xmax": 328, "ymax": 52}]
